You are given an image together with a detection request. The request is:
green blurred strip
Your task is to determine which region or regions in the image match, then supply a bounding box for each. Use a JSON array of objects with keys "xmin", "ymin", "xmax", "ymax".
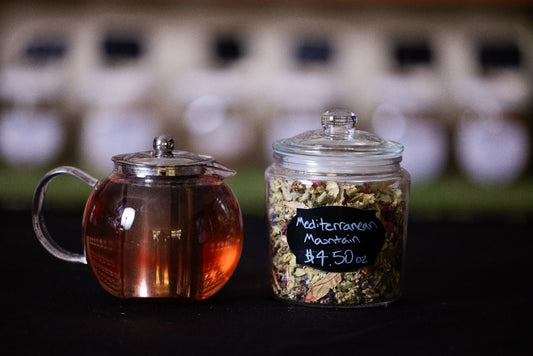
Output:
[
  {"xmin": 408, "ymin": 175, "xmax": 533, "ymax": 219},
  {"xmin": 2, "ymin": 166, "xmax": 532, "ymax": 219},
  {"xmin": 0, "ymin": 167, "xmax": 93, "ymax": 210}
]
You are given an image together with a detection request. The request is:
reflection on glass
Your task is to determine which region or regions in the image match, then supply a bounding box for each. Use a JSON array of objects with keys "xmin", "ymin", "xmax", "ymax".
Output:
[{"xmin": 120, "ymin": 207, "xmax": 136, "ymax": 230}]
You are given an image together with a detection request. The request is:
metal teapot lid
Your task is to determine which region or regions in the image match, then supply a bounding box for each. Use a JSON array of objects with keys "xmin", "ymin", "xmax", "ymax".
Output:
[{"xmin": 112, "ymin": 135, "xmax": 236, "ymax": 178}]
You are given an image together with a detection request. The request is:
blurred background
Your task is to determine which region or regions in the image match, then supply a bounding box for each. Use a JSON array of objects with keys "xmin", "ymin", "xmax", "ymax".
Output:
[{"xmin": 1, "ymin": 0, "xmax": 532, "ymax": 220}]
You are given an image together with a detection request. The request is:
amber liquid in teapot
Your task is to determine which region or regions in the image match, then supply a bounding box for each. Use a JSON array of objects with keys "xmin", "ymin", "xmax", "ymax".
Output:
[{"xmin": 82, "ymin": 175, "xmax": 243, "ymax": 300}]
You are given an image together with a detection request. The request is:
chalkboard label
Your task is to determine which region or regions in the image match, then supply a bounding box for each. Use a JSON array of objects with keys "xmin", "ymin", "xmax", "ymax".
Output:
[{"xmin": 286, "ymin": 207, "xmax": 385, "ymax": 272}]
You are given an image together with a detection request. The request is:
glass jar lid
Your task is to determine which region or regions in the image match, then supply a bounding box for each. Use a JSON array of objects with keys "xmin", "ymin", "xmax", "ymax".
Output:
[
  {"xmin": 112, "ymin": 135, "xmax": 235, "ymax": 178},
  {"xmin": 273, "ymin": 109, "xmax": 404, "ymax": 173}
]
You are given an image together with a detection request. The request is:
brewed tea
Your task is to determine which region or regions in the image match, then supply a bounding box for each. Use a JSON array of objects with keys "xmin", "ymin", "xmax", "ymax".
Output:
[{"xmin": 83, "ymin": 175, "xmax": 243, "ymax": 300}]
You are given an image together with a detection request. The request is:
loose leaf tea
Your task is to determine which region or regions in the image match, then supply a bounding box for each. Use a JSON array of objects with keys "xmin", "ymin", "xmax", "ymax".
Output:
[{"xmin": 267, "ymin": 177, "xmax": 406, "ymax": 306}]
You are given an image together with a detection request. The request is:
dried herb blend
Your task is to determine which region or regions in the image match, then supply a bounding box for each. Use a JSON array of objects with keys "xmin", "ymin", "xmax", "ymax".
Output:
[
  {"xmin": 267, "ymin": 177, "xmax": 407, "ymax": 306},
  {"xmin": 265, "ymin": 109, "xmax": 410, "ymax": 307}
]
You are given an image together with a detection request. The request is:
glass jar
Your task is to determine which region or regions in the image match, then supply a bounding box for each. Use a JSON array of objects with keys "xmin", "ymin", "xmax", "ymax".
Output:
[{"xmin": 265, "ymin": 109, "xmax": 410, "ymax": 307}]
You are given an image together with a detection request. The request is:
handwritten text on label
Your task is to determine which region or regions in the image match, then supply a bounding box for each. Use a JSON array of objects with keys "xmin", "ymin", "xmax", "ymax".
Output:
[{"xmin": 287, "ymin": 207, "xmax": 385, "ymax": 272}]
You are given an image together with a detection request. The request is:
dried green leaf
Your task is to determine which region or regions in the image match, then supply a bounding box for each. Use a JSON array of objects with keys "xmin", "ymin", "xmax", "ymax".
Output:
[{"xmin": 294, "ymin": 268, "xmax": 306, "ymax": 277}]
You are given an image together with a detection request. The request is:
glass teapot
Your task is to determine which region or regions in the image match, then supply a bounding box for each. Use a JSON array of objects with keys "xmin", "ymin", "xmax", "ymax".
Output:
[{"xmin": 32, "ymin": 135, "xmax": 243, "ymax": 301}]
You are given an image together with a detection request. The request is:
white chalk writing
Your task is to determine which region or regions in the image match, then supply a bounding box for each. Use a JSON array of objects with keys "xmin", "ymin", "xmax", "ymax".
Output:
[{"xmin": 296, "ymin": 217, "xmax": 378, "ymax": 232}]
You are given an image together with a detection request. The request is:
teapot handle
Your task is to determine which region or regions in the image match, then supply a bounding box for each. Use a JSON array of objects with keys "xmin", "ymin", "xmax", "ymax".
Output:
[{"xmin": 32, "ymin": 166, "xmax": 98, "ymax": 264}]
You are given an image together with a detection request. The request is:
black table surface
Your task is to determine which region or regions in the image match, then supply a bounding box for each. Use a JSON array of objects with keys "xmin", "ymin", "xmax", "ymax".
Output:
[{"xmin": 2, "ymin": 209, "xmax": 532, "ymax": 355}]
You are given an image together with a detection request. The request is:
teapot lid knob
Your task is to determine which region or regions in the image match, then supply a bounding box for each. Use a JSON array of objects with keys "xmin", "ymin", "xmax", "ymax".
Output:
[{"xmin": 153, "ymin": 135, "xmax": 175, "ymax": 158}]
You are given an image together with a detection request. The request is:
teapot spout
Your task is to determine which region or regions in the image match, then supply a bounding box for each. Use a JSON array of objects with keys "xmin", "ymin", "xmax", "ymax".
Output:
[{"xmin": 204, "ymin": 161, "xmax": 236, "ymax": 180}]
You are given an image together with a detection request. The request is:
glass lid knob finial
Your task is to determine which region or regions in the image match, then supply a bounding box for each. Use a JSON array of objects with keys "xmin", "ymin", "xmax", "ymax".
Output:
[
  {"xmin": 153, "ymin": 135, "xmax": 175, "ymax": 158},
  {"xmin": 321, "ymin": 109, "xmax": 357, "ymax": 138}
]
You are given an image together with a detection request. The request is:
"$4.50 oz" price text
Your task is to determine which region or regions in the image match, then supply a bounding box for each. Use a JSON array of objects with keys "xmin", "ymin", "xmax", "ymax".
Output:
[{"xmin": 303, "ymin": 248, "xmax": 368, "ymax": 268}]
